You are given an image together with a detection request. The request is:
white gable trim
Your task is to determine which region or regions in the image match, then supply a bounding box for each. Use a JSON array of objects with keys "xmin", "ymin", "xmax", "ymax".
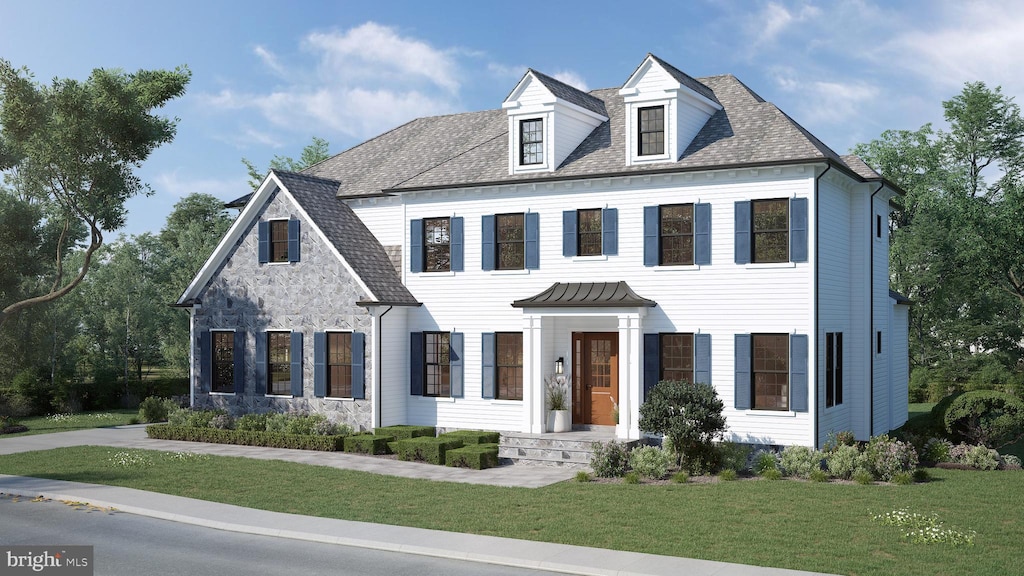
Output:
[
  {"xmin": 619, "ymin": 55, "xmax": 722, "ymax": 113},
  {"xmin": 176, "ymin": 171, "xmax": 378, "ymax": 305}
]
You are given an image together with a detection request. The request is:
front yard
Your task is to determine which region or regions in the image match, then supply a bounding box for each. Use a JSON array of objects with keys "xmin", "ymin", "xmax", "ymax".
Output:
[
  {"xmin": 0, "ymin": 445, "xmax": 1019, "ymax": 576},
  {"xmin": 0, "ymin": 409, "xmax": 138, "ymax": 437}
]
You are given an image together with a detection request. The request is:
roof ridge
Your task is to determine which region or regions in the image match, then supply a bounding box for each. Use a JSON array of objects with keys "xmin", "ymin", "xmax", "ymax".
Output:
[
  {"xmin": 764, "ymin": 103, "xmax": 843, "ymax": 161},
  {"xmin": 385, "ymin": 129, "xmax": 509, "ymax": 191},
  {"xmin": 645, "ymin": 53, "xmax": 719, "ymax": 104}
]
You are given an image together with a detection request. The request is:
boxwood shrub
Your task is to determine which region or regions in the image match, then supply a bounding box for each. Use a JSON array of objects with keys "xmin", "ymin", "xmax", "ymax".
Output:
[
  {"xmin": 374, "ymin": 425, "xmax": 436, "ymax": 439},
  {"xmin": 438, "ymin": 430, "xmax": 500, "ymax": 445},
  {"xmin": 146, "ymin": 425, "xmax": 347, "ymax": 451},
  {"xmin": 394, "ymin": 436, "xmax": 463, "ymax": 465},
  {"xmin": 445, "ymin": 443, "xmax": 500, "ymax": 469},
  {"xmin": 344, "ymin": 433, "xmax": 394, "ymax": 455}
]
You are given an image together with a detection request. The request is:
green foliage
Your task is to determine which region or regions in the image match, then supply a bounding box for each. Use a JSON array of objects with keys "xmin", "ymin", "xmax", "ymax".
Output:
[
  {"xmin": 949, "ymin": 443, "xmax": 1000, "ymax": 470},
  {"xmin": 825, "ymin": 445, "xmax": 864, "ymax": 480},
  {"xmin": 780, "ymin": 446, "xmax": 824, "ymax": 478},
  {"xmin": 853, "ymin": 470, "xmax": 874, "ymax": 485},
  {"xmin": 628, "ymin": 445, "xmax": 671, "ymax": 479},
  {"xmin": 718, "ymin": 468, "xmax": 738, "ymax": 481},
  {"xmin": 864, "ymin": 435, "xmax": 919, "ymax": 482},
  {"xmin": 137, "ymin": 396, "xmax": 179, "ymax": 423},
  {"xmin": 11, "ymin": 368, "xmax": 52, "ymax": 414},
  {"xmin": 0, "ymin": 387, "xmax": 30, "ymax": 428},
  {"xmin": 823, "ymin": 430, "xmax": 857, "ymax": 452},
  {"xmin": 444, "ymin": 443, "xmax": 499, "ymax": 469},
  {"xmin": 623, "ymin": 471, "xmax": 641, "ymax": 484},
  {"xmin": 590, "ymin": 440, "xmax": 630, "ymax": 478},
  {"xmin": 438, "ymin": 430, "xmax": 500, "ymax": 445},
  {"xmin": 545, "ymin": 377, "xmax": 568, "ymax": 410},
  {"xmin": 242, "ymin": 136, "xmax": 331, "ymax": 190},
  {"xmin": 574, "ymin": 471, "xmax": 591, "ymax": 483},
  {"xmin": 922, "ymin": 437, "xmax": 953, "ymax": 463},
  {"xmin": 209, "ymin": 414, "xmax": 234, "ymax": 430},
  {"xmin": 344, "ymin": 433, "xmax": 393, "ymax": 455},
  {"xmin": 892, "ymin": 471, "xmax": 915, "ymax": 486},
  {"xmin": 670, "ymin": 471, "xmax": 689, "ymax": 483},
  {"xmin": 808, "ymin": 469, "xmax": 828, "ymax": 483},
  {"xmin": 760, "ymin": 468, "xmax": 782, "ymax": 481},
  {"xmin": 1000, "ymin": 454, "xmax": 1022, "ymax": 468},
  {"xmin": 913, "ymin": 469, "xmax": 931, "ymax": 483},
  {"xmin": 374, "ymin": 425, "xmax": 435, "ymax": 439},
  {"xmin": 394, "ymin": 436, "xmax": 463, "ymax": 465},
  {"xmin": 942, "ymin": 390, "xmax": 1024, "ymax": 448},
  {"xmin": 716, "ymin": 441, "xmax": 752, "ymax": 472},
  {"xmin": 751, "ymin": 450, "xmax": 780, "ymax": 475},
  {"xmin": 639, "ymin": 380, "xmax": 726, "ymax": 469},
  {"xmin": 235, "ymin": 413, "xmax": 270, "ymax": 432},
  {"xmin": 146, "ymin": 425, "xmax": 346, "ymax": 451}
]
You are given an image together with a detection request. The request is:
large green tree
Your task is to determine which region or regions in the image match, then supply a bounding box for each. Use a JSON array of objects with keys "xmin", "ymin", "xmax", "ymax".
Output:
[
  {"xmin": 0, "ymin": 60, "xmax": 190, "ymax": 327},
  {"xmin": 241, "ymin": 136, "xmax": 330, "ymax": 190}
]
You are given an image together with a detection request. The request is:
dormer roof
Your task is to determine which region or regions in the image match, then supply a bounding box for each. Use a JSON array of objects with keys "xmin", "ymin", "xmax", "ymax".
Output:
[
  {"xmin": 641, "ymin": 53, "xmax": 720, "ymax": 106},
  {"xmin": 522, "ymin": 69, "xmax": 608, "ymax": 116}
]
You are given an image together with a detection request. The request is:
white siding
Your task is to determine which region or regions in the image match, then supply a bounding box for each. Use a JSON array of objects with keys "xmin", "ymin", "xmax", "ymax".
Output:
[
  {"xmin": 378, "ymin": 306, "xmax": 409, "ymax": 427},
  {"xmin": 514, "ymin": 78, "xmax": 551, "ymax": 107},
  {"xmin": 872, "ymin": 194, "xmax": 892, "ymax": 434},
  {"xmin": 890, "ymin": 303, "xmax": 910, "ymax": 429},
  {"xmin": 676, "ymin": 94, "xmax": 715, "ymax": 156},
  {"xmin": 552, "ymin": 106, "xmax": 602, "ymax": 168}
]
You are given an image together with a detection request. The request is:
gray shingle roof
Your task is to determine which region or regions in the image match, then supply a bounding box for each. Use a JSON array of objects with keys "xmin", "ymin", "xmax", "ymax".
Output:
[
  {"xmin": 645, "ymin": 53, "xmax": 720, "ymax": 105},
  {"xmin": 273, "ymin": 170, "xmax": 418, "ymax": 305},
  {"xmin": 512, "ymin": 282, "xmax": 657, "ymax": 308},
  {"xmin": 527, "ymin": 69, "xmax": 608, "ymax": 117}
]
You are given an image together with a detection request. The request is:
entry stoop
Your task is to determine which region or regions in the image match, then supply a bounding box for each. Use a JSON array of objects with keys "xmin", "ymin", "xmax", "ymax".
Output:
[{"xmin": 498, "ymin": 428, "xmax": 641, "ymax": 469}]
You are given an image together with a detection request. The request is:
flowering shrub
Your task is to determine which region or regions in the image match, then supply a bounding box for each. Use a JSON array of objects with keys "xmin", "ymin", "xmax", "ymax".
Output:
[
  {"xmin": 872, "ymin": 508, "xmax": 975, "ymax": 546},
  {"xmin": 1000, "ymin": 454, "xmax": 1022, "ymax": 468},
  {"xmin": 590, "ymin": 440, "xmax": 630, "ymax": 477},
  {"xmin": 823, "ymin": 430, "xmax": 856, "ymax": 451},
  {"xmin": 921, "ymin": 437, "xmax": 953, "ymax": 463},
  {"xmin": 628, "ymin": 445, "xmax": 671, "ymax": 479},
  {"xmin": 863, "ymin": 435, "xmax": 918, "ymax": 481},
  {"xmin": 779, "ymin": 446, "xmax": 824, "ymax": 478},
  {"xmin": 825, "ymin": 444, "xmax": 864, "ymax": 480},
  {"xmin": 210, "ymin": 414, "xmax": 234, "ymax": 430},
  {"xmin": 949, "ymin": 443, "xmax": 999, "ymax": 470}
]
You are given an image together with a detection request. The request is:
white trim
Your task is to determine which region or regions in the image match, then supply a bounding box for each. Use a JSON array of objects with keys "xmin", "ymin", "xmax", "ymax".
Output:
[
  {"xmin": 210, "ymin": 392, "xmax": 236, "ymax": 397},
  {"xmin": 265, "ymin": 394, "xmax": 295, "ymax": 399},
  {"xmin": 745, "ymin": 262, "xmax": 797, "ymax": 270},
  {"xmin": 652, "ymin": 264, "xmax": 701, "ymax": 272},
  {"xmin": 571, "ymin": 255, "xmax": 608, "ymax": 263},
  {"xmin": 325, "ymin": 397, "xmax": 355, "ymax": 402},
  {"xmin": 743, "ymin": 410, "xmax": 798, "ymax": 418},
  {"xmin": 491, "ymin": 269, "xmax": 530, "ymax": 276}
]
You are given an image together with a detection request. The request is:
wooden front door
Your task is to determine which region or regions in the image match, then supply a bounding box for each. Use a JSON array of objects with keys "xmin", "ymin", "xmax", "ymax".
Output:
[{"xmin": 572, "ymin": 332, "xmax": 619, "ymax": 426}]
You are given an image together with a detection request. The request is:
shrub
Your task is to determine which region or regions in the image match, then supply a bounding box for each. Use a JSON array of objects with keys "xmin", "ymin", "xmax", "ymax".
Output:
[
  {"xmin": 285, "ymin": 413, "xmax": 327, "ymax": 436},
  {"xmin": 780, "ymin": 445, "xmax": 824, "ymax": 478},
  {"xmin": 943, "ymin": 390, "xmax": 1024, "ymax": 448},
  {"xmin": 639, "ymin": 380, "xmax": 726, "ymax": 468},
  {"xmin": 628, "ymin": 445, "xmax": 671, "ymax": 480},
  {"xmin": 853, "ymin": 470, "xmax": 874, "ymax": 485},
  {"xmin": 823, "ymin": 430, "xmax": 856, "ymax": 452},
  {"xmin": 167, "ymin": 409, "xmax": 222, "ymax": 428},
  {"xmin": 921, "ymin": 437, "xmax": 953, "ymax": 463},
  {"xmin": 0, "ymin": 389, "xmax": 31, "ymax": 428},
  {"xmin": 717, "ymin": 441, "xmax": 752, "ymax": 472},
  {"xmin": 913, "ymin": 469, "xmax": 931, "ymax": 483},
  {"xmin": 751, "ymin": 449, "xmax": 780, "ymax": 475},
  {"xmin": 950, "ymin": 443, "xmax": 999, "ymax": 470},
  {"xmin": 445, "ymin": 444, "xmax": 499, "ymax": 469},
  {"xmin": 864, "ymin": 435, "xmax": 918, "ymax": 481},
  {"xmin": 11, "ymin": 368, "xmax": 53, "ymax": 415},
  {"xmin": 825, "ymin": 444, "xmax": 863, "ymax": 480},
  {"xmin": 623, "ymin": 471, "xmax": 641, "ymax": 484},
  {"xmin": 374, "ymin": 425, "xmax": 436, "ymax": 439},
  {"xmin": 146, "ymin": 425, "xmax": 346, "ymax": 450},
  {"xmin": 574, "ymin": 471, "xmax": 591, "ymax": 482},
  {"xmin": 314, "ymin": 418, "xmax": 351, "ymax": 436},
  {"xmin": 235, "ymin": 413, "xmax": 269, "ymax": 432},
  {"xmin": 760, "ymin": 468, "xmax": 782, "ymax": 480},
  {"xmin": 394, "ymin": 436, "xmax": 463, "ymax": 465},
  {"xmin": 265, "ymin": 413, "xmax": 291, "ymax": 433},
  {"xmin": 809, "ymin": 468, "xmax": 828, "ymax": 483},
  {"xmin": 138, "ymin": 396, "xmax": 172, "ymax": 423},
  {"xmin": 718, "ymin": 468, "xmax": 738, "ymax": 481},
  {"xmin": 891, "ymin": 471, "xmax": 914, "ymax": 485},
  {"xmin": 209, "ymin": 414, "xmax": 234, "ymax": 430},
  {"xmin": 671, "ymin": 471, "xmax": 689, "ymax": 483},
  {"xmin": 1000, "ymin": 454, "xmax": 1022, "ymax": 469},
  {"xmin": 590, "ymin": 440, "xmax": 630, "ymax": 477},
  {"xmin": 344, "ymin": 433, "xmax": 393, "ymax": 455},
  {"xmin": 438, "ymin": 430, "xmax": 501, "ymax": 445}
]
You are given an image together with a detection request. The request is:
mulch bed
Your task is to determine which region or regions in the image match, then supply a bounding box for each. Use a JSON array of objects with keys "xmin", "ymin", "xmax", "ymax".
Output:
[{"xmin": 0, "ymin": 425, "xmax": 29, "ymax": 435}]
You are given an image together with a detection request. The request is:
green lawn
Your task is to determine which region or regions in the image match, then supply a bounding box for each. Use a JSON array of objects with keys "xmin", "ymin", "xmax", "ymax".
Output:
[
  {"xmin": 908, "ymin": 402, "xmax": 935, "ymax": 419},
  {"xmin": 0, "ymin": 446, "xmax": 1019, "ymax": 576},
  {"xmin": 2, "ymin": 409, "xmax": 137, "ymax": 437}
]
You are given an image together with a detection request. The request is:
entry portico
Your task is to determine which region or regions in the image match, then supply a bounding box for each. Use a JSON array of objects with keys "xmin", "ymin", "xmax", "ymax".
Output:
[{"xmin": 513, "ymin": 282, "xmax": 656, "ymax": 439}]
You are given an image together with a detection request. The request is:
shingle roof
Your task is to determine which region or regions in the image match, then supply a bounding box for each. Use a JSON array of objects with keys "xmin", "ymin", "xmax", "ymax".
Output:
[
  {"xmin": 512, "ymin": 282, "xmax": 657, "ymax": 308},
  {"xmin": 646, "ymin": 53, "xmax": 720, "ymax": 105},
  {"xmin": 527, "ymin": 69, "xmax": 608, "ymax": 117},
  {"xmin": 273, "ymin": 170, "xmax": 418, "ymax": 305}
]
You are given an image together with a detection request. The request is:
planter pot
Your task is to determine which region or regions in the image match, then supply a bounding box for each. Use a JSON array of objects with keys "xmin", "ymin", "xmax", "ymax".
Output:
[{"xmin": 547, "ymin": 409, "xmax": 571, "ymax": 433}]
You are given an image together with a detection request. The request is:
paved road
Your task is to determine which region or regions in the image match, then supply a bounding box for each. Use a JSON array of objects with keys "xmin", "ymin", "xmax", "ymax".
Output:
[{"xmin": 0, "ymin": 496, "xmax": 566, "ymax": 576}]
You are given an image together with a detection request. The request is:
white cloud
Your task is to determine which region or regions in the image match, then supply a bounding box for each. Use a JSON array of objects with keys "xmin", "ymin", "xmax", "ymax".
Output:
[
  {"xmin": 253, "ymin": 45, "xmax": 287, "ymax": 78},
  {"xmin": 770, "ymin": 67, "xmax": 880, "ymax": 126},
  {"xmin": 745, "ymin": 1, "xmax": 822, "ymax": 49},
  {"xmin": 552, "ymin": 71, "xmax": 589, "ymax": 92},
  {"xmin": 487, "ymin": 62, "xmax": 527, "ymax": 80},
  {"xmin": 153, "ymin": 170, "xmax": 250, "ymax": 200}
]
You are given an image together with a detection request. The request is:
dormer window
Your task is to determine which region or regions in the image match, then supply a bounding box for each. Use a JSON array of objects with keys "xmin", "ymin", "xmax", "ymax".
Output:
[
  {"xmin": 520, "ymin": 119, "xmax": 544, "ymax": 165},
  {"xmin": 638, "ymin": 106, "xmax": 665, "ymax": 156}
]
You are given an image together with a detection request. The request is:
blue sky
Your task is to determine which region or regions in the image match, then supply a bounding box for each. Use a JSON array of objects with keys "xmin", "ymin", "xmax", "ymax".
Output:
[{"xmin": 3, "ymin": 0, "xmax": 1022, "ymax": 238}]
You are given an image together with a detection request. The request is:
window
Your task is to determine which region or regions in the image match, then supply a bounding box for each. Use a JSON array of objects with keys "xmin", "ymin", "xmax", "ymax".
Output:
[
  {"xmin": 424, "ymin": 332, "xmax": 451, "ymax": 397},
  {"xmin": 270, "ymin": 220, "xmax": 289, "ymax": 263},
  {"xmin": 660, "ymin": 333, "xmax": 694, "ymax": 384},
  {"xmin": 267, "ymin": 331, "xmax": 291, "ymax": 395},
  {"xmin": 876, "ymin": 214, "xmax": 883, "ymax": 239},
  {"xmin": 424, "ymin": 217, "xmax": 451, "ymax": 272},
  {"xmin": 659, "ymin": 204, "xmax": 694, "ymax": 265},
  {"xmin": 752, "ymin": 334, "xmax": 789, "ymax": 410},
  {"xmin": 877, "ymin": 331, "xmax": 882, "ymax": 354},
  {"xmin": 638, "ymin": 106, "xmax": 665, "ymax": 156},
  {"xmin": 577, "ymin": 208, "xmax": 602, "ymax": 256},
  {"xmin": 752, "ymin": 199, "xmax": 789, "ymax": 263},
  {"xmin": 496, "ymin": 332, "xmax": 523, "ymax": 400},
  {"xmin": 520, "ymin": 119, "xmax": 543, "ymax": 165},
  {"xmin": 211, "ymin": 332, "xmax": 235, "ymax": 393},
  {"xmin": 327, "ymin": 332, "xmax": 353, "ymax": 398},
  {"xmin": 825, "ymin": 332, "xmax": 843, "ymax": 408},
  {"xmin": 496, "ymin": 213, "xmax": 525, "ymax": 270}
]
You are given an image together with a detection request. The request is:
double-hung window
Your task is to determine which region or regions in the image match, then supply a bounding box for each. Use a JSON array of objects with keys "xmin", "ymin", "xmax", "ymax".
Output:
[
  {"xmin": 258, "ymin": 219, "xmax": 300, "ymax": 264},
  {"xmin": 577, "ymin": 208, "xmax": 603, "ymax": 256},
  {"xmin": 496, "ymin": 332, "xmax": 523, "ymax": 400},
  {"xmin": 327, "ymin": 332, "xmax": 353, "ymax": 398},
  {"xmin": 660, "ymin": 333, "xmax": 694, "ymax": 384},
  {"xmin": 752, "ymin": 200, "xmax": 789, "ymax": 263},
  {"xmin": 734, "ymin": 333, "xmax": 808, "ymax": 412},
  {"xmin": 267, "ymin": 331, "xmax": 292, "ymax": 395},
  {"xmin": 497, "ymin": 213, "xmax": 525, "ymax": 270},
  {"xmin": 752, "ymin": 334, "xmax": 789, "ymax": 410},
  {"xmin": 563, "ymin": 208, "xmax": 617, "ymax": 257},
  {"xmin": 211, "ymin": 332, "xmax": 236, "ymax": 393},
  {"xmin": 424, "ymin": 332, "xmax": 451, "ymax": 397},
  {"xmin": 520, "ymin": 119, "xmax": 544, "ymax": 165},
  {"xmin": 638, "ymin": 106, "xmax": 665, "ymax": 156},
  {"xmin": 734, "ymin": 198, "xmax": 808, "ymax": 264},
  {"xmin": 424, "ymin": 217, "xmax": 451, "ymax": 272},
  {"xmin": 659, "ymin": 204, "xmax": 694, "ymax": 265}
]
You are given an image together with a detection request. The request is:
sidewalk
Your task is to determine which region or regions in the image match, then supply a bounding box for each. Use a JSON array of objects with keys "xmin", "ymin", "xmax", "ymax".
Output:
[{"xmin": 0, "ymin": 427, "xmax": 839, "ymax": 576}]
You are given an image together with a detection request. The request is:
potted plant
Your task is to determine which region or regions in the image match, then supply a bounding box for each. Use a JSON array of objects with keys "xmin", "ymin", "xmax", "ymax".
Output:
[{"xmin": 546, "ymin": 376, "xmax": 571, "ymax": 432}]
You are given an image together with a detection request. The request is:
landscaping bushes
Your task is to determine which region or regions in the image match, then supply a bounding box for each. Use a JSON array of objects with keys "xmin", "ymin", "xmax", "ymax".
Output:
[
  {"xmin": 639, "ymin": 379, "xmax": 726, "ymax": 474},
  {"xmin": 146, "ymin": 409, "xmax": 351, "ymax": 451},
  {"xmin": 344, "ymin": 433, "xmax": 393, "ymax": 455},
  {"xmin": 137, "ymin": 396, "xmax": 181, "ymax": 423},
  {"xmin": 590, "ymin": 440, "xmax": 630, "ymax": 478},
  {"xmin": 445, "ymin": 443, "xmax": 500, "ymax": 469},
  {"xmin": 628, "ymin": 445, "xmax": 671, "ymax": 480},
  {"xmin": 146, "ymin": 425, "xmax": 346, "ymax": 451},
  {"xmin": 780, "ymin": 446, "xmax": 824, "ymax": 478},
  {"xmin": 941, "ymin": 390, "xmax": 1024, "ymax": 448},
  {"xmin": 394, "ymin": 436, "xmax": 463, "ymax": 465}
]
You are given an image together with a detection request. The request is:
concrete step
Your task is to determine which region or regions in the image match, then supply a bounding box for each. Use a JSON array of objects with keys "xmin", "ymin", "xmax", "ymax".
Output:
[{"xmin": 498, "ymin": 431, "xmax": 642, "ymax": 469}]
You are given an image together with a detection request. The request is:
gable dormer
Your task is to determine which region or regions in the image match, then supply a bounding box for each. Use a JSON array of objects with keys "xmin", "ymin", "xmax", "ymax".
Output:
[
  {"xmin": 619, "ymin": 54, "xmax": 722, "ymax": 167},
  {"xmin": 502, "ymin": 69, "xmax": 608, "ymax": 175}
]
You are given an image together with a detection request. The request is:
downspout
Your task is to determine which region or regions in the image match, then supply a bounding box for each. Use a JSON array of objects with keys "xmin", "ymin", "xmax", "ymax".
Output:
[
  {"xmin": 376, "ymin": 305, "xmax": 393, "ymax": 428},
  {"xmin": 868, "ymin": 182, "xmax": 885, "ymax": 438},
  {"xmin": 813, "ymin": 164, "xmax": 831, "ymax": 449}
]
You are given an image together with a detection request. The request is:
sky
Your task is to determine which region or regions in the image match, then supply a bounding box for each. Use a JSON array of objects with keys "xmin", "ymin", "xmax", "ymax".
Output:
[{"xmin": 2, "ymin": 0, "xmax": 1023, "ymax": 238}]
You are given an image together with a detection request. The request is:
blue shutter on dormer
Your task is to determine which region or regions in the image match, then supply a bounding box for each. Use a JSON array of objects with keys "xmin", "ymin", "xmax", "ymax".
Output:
[
  {"xmin": 734, "ymin": 334, "xmax": 751, "ymax": 409},
  {"xmin": 481, "ymin": 215, "xmax": 495, "ymax": 271},
  {"xmin": 602, "ymin": 208, "xmax": 618, "ymax": 255},
  {"xmin": 734, "ymin": 201, "xmax": 751, "ymax": 265},
  {"xmin": 258, "ymin": 221, "xmax": 270, "ymax": 264},
  {"xmin": 313, "ymin": 332, "xmax": 326, "ymax": 398},
  {"xmin": 643, "ymin": 206, "xmax": 659, "ymax": 267},
  {"xmin": 351, "ymin": 332, "xmax": 365, "ymax": 400},
  {"xmin": 451, "ymin": 217, "xmax": 464, "ymax": 272},
  {"xmin": 199, "ymin": 330, "xmax": 212, "ymax": 391},
  {"xmin": 410, "ymin": 332, "xmax": 423, "ymax": 395},
  {"xmin": 233, "ymin": 332, "xmax": 245, "ymax": 394},
  {"xmin": 525, "ymin": 212, "xmax": 540, "ymax": 270},
  {"xmin": 790, "ymin": 334, "xmax": 808, "ymax": 412},
  {"xmin": 290, "ymin": 332, "xmax": 303, "ymax": 397},
  {"xmin": 790, "ymin": 198, "xmax": 808, "ymax": 263},
  {"xmin": 643, "ymin": 333, "xmax": 660, "ymax": 402},
  {"xmin": 695, "ymin": 203, "xmax": 711, "ymax": 265},
  {"xmin": 450, "ymin": 332, "xmax": 464, "ymax": 397},
  {"xmin": 562, "ymin": 211, "xmax": 576, "ymax": 257},
  {"xmin": 481, "ymin": 333, "xmax": 496, "ymax": 399},
  {"xmin": 410, "ymin": 219, "xmax": 423, "ymax": 273},
  {"xmin": 287, "ymin": 219, "xmax": 300, "ymax": 262},
  {"xmin": 694, "ymin": 333, "xmax": 711, "ymax": 386}
]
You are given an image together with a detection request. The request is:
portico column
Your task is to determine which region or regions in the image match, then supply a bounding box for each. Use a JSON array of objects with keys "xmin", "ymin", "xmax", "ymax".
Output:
[
  {"xmin": 617, "ymin": 313, "xmax": 642, "ymax": 439},
  {"xmin": 523, "ymin": 313, "xmax": 545, "ymax": 433}
]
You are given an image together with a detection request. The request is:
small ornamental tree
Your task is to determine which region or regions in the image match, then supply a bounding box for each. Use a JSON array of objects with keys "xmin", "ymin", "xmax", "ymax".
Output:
[
  {"xmin": 943, "ymin": 390, "xmax": 1024, "ymax": 448},
  {"xmin": 639, "ymin": 380, "xmax": 727, "ymax": 471}
]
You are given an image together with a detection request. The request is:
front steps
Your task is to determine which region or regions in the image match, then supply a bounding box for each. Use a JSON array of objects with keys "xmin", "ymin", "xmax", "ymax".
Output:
[{"xmin": 498, "ymin": 428, "xmax": 642, "ymax": 469}]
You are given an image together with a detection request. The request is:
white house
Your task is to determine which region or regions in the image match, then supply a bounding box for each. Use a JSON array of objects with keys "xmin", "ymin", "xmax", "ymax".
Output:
[{"xmin": 177, "ymin": 54, "xmax": 909, "ymax": 448}]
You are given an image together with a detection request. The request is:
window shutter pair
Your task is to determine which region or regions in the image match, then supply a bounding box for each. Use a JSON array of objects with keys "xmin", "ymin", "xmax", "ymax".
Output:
[
  {"xmin": 562, "ymin": 208, "xmax": 618, "ymax": 256},
  {"xmin": 313, "ymin": 332, "xmax": 365, "ymax": 399},
  {"xmin": 733, "ymin": 334, "xmax": 808, "ymax": 411},
  {"xmin": 733, "ymin": 198, "xmax": 808, "ymax": 264},
  {"xmin": 642, "ymin": 333, "xmax": 712, "ymax": 402},
  {"xmin": 410, "ymin": 218, "xmax": 464, "ymax": 272},
  {"xmin": 643, "ymin": 204, "xmax": 711, "ymax": 267},
  {"xmin": 481, "ymin": 213, "xmax": 539, "ymax": 271},
  {"xmin": 257, "ymin": 220, "xmax": 301, "ymax": 263},
  {"xmin": 409, "ymin": 332, "xmax": 464, "ymax": 397}
]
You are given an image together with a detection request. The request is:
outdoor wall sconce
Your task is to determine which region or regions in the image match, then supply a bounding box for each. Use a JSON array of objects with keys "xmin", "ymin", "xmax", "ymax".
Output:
[{"xmin": 555, "ymin": 356, "xmax": 564, "ymax": 375}]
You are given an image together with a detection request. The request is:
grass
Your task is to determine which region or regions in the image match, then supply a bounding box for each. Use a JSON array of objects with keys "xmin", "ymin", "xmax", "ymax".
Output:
[
  {"xmin": 908, "ymin": 402, "xmax": 936, "ymax": 419},
  {"xmin": 0, "ymin": 446, "xmax": 1020, "ymax": 576},
  {"xmin": 1, "ymin": 409, "xmax": 137, "ymax": 437}
]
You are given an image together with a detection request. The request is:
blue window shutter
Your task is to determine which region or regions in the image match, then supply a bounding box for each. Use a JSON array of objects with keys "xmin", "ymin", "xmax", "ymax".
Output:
[
  {"xmin": 451, "ymin": 217, "xmax": 464, "ymax": 272},
  {"xmin": 525, "ymin": 212, "xmax": 540, "ymax": 270},
  {"xmin": 410, "ymin": 332, "xmax": 423, "ymax": 395},
  {"xmin": 351, "ymin": 332, "xmax": 365, "ymax": 399},
  {"xmin": 695, "ymin": 333, "xmax": 711, "ymax": 386},
  {"xmin": 313, "ymin": 332, "xmax": 326, "ymax": 397},
  {"xmin": 233, "ymin": 332, "xmax": 245, "ymax": 394},
  {"xmin": 790, "ymin": 334, "xmax": 809, "ymax": 412},
  {"xmin": 695, "ymin": 203, "xmax": 711, "ymax": 265},
  {"xmin": 643, "ymin": 333, "xmax": 659, "ymax": 402},
  {"xmin": 290, "ymin": 332, "xmax": 303, "ymax": 397},
  {"xmin": 450, "ymin": 332, "xmax": 464, "ymax": 397},
  {"xmin": 255, "ymin": 332, "xmax": 267, "ymax": 394},
  {"xmin": 602, "ymin": 208, "xmax": 618, "ymax": 255},
  {"xmin": 562, "ymin": 210, "xmax": 576, "ymax": 257},
  {"xmin": 257, "ymin": 221, "xmax": 269, "ymax": 264},
  {"xmin": 734, "ymin": 334, "xmax": 751, "ymax": 410},
  {"xmin": 481, "ymin": 333, "xmax": 496, "ymax": 399},
  {"xmin": 199, "ymin": 330, "xmax": 212, "ymax": 391},
  {"xmin": 410, "ymin": 219, "xmax": 423, "ymax": 273},
  {"xmin": 790, "ymin": 197, "xmax": 808, "ymax": 263},
  {"xmin": 287, "ymin": 219, "xmax": 300, "ymax": 262},
  {"xmin": 734, "ymin": 201, "xmax": 751, "ymax": 264},
  {"xmin": 643, "ymin": 206, "xmax": 659, "ymax": 266},
  {"xmin": 481, "ymin": 215, "xmax": 495, "ymax": 271}
]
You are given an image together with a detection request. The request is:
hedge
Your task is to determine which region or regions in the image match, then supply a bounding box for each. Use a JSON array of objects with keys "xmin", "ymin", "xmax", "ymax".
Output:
[
  {"xmin": 146, "ymin": 425, "xmax": 346, "ymax": 451},
  {"xmin": 344, "ymin": 433, "xmax": 394, "ymax": 455},
  {"xmin": 445, "ymin": 443, "xmax": 500, "ymax": 469},
  {"xmin": 394, "ymin": 436, "xmax": 463, "ymax": 465},
  {"xmin": 374, "ymin": 425, "xmax": 436, "ymax": 439},
  {"xmin": 439, "ymin": 430, "xmax": 500, "ymax": 445}
]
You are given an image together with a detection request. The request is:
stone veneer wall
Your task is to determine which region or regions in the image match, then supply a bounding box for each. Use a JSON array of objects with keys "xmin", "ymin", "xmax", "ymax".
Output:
[{"xmin": 192, "ymin": 188, "xmax": 375, "ymax": 431}]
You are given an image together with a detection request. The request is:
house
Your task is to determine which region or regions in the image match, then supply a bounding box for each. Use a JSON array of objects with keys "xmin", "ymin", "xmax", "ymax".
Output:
[{"xmin": 177, "ymin": 54, "xmax": 909, "ymax": 448}]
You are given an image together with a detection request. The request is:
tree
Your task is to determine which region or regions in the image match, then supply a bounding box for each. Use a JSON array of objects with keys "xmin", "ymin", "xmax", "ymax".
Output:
[
  {"xmin": 0, "ymin": 60, "xmax": 190, "ymax": 328},
  {"xmin": 639, "ymin": 379, "xmax": 727, "ymax": 473},
  {"xmin": 241, "ymin": 136, "xmax": 330, "ymax": 190}
]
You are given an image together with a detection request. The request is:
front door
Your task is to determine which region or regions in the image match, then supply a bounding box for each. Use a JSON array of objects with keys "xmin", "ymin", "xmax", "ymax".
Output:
[{"xmin": 571, "ymin": 332, "xmax": 619, "ymax": 426}]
